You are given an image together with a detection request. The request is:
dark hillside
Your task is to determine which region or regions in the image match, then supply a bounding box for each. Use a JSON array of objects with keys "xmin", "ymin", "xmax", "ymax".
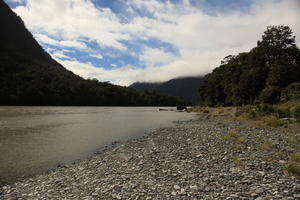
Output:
[
  {"xmin": 0, "ymin": 0, "xmax": 51, "ymax": 62},
  {"xmin": 130, "ymin": 76, "xmax": 203, "ymax": 104},
  {"xmin": 0, "ymin": 0, "xmax": 188, "ymax": 106}
]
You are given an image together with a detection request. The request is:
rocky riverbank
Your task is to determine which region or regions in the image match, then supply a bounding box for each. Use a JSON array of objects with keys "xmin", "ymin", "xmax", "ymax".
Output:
[{"xmin": 1, "ymin": 112, "xmax": 300, "ymax": 199}]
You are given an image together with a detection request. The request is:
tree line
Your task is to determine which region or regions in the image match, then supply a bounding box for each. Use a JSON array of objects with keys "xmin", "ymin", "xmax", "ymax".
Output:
[
  {"xmin": 198, "ymin": 25, "xmax": 300, "ymax": 106},
  {"xmin": 0, "ymin": 0, "xmax": 189, "ymax": 106},
  {"xmin": 0, "ymin": 50, "xmax": 189, "ymax": 106}
]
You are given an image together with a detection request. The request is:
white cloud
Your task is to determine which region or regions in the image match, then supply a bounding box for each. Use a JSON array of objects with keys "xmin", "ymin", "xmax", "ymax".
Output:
[
  {"xmin": 13, "ymin": 0, "xmax": 129, "ymax": 50},
  {"xmin": 59, "ymin": 40, "xmax": 88, "ymax": 50},
  {"xmin": 139, "ymin": 47, "xmax": 176, "ymax": 66},
  {"xmin": 12, "ymin": 0, "xmax": 300, "ymax": 86},
  {"xmin": 35, "ymin": 33, "xmax": 58, "ymax": 46},
  {"xmin": 58, "ymin": 59, "xmax": 142, "ymax": 86},
  {"xmin": 8, "ymin": 0, "xmax": 24, "ymax": 2},
  {"xmin": 34, "ymin": 33, "xmax": 89, "ymax": 50},
  {"xmin": 90, "ymin": 54, "xmax": 103, "ymax": 60},
  {"xmin": 52, "ymin": 50, "xmax": 71, "ymax": 60},
  {"xmin": 121, "ymin": 0, "xmax": 300, "ymax": 84}
]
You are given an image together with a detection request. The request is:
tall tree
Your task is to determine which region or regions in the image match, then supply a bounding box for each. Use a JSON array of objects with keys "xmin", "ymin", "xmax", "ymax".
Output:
[
  {"xmin": 257, "ymin": 25, "xmax": 298, "ymax": 66},
  {"xmin": 198, "ymin": 25, "xmax": 300, "ymax": 106}
]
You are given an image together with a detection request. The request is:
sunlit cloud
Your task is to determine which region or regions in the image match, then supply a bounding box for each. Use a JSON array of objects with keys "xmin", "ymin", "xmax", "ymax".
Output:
[{"xmin": 6, "ymin": 0, "xmax": 300, "ymax": 85}]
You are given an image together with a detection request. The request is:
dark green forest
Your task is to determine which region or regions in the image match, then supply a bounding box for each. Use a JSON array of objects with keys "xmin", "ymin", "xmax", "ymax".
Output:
[
  {"xmin": 199, "ymin": 25, "xmax": 300, "ymax": 106},
  {"xmin": 0, "ymin": 0, "xmax": 188, "ymax": 106},
  {"xmin": 3, "ymin": 0, "xmax": 299, "ymax": 107},
  {"xmin": 0, "ymin": 52, "xmax": 188, "ymax": 106}
]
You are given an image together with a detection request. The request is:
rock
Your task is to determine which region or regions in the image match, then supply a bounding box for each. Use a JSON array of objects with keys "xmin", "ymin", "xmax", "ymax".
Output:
[
  {"xmin": 111, "ymin": 194, "xmax": 122, "ymax": 199},
  {"xmin": 255, "ymin": 188, "xmax": 264, "ymax": 194},
  {"xmin": 279, "ymin": 160, "xmax": 286, "ymax": 164},
  {"xmin": 255, "ymin": 197, "xmax": 263, "ymax": 200},
  {"xmin": 294, "ymin": 194, "xmax": 300, "ymax": 198},
  {"xmin": 190, "ymin": 185, "xmax": 198, "ymax": 190},
  {"xmin": 173, "ymin": 185, "xmax": 180, "ymax": 190},
  {"xmin": 230, "ymin": 194, "xmax": 239, "ymax": 198},
  {"xmin": 92, "ymin": 192, "xmax": 98, "ymax": 197},
  {"xmin": 1, "ymin": 116, "xmax": 298, "ymax": 199},
  {"xmin": 251, "ymin": 193, "xmax": 258, "ymax": 197}
]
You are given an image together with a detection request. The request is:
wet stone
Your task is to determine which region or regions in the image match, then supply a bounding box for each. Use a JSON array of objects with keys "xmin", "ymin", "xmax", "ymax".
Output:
[{"xmin": 1, "ymin": 117, "xmax": 299, "ymax": 199}]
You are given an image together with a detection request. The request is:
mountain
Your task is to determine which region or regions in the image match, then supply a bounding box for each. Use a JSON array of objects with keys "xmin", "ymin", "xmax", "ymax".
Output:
[
  {"xmin": 130, "ymin": 76, "xmax": 204, "ymax": 104},
  {"xmin": 0, "ymin": 0, "xmax": 188, "ymax": 106},
  {"xmin": 0, "ymin": 0, "xmax": 51, "ymax": 62}
]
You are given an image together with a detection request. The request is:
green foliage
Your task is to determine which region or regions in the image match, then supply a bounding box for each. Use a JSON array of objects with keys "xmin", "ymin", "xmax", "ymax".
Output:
[
  {"xmin": 0, "ymin": 62, "xmax": 189, "ymax": 106},
  {"xmin": 281, "ymin": 82, "xmax": 300, "ymax": 102},
  {"xmin": 199, "ymin": 25, "xmax": 300, "ymax": 106},
  {"xmin": 286, "ymin": 152, "xmax": 300, "ymax": 176},
  {"xmin": 232, "ymin": 156, "xmax": 246, "ymax": 169},
  {"xmin": 258, "ymin": 86, "xmax": 282, "ymax": 104},
  {"xmin": 258, "ymin": 25, "xmax": 297, "ymax": 60},
  {"xmin": 0, "ymin": 2, "xmax": 189, "ymax": 106},
  {"xmin": 257, "ymin": 104, "xmax": 276, "ymax": 115},
  {"xmin": 275, "ymin": 107, "xmax": 290, "ymax": 118},
  {"xmin": 235, "ymin": 105, "xmax": 259, "ymax": 119},
  {"xmin": 290, "ymin": 104, "xmax": 300, "ymax": 118},
  {"xmin": 235, "ymin": 104, "xmax": 289, "ymax": 127},
  {"xmin": 0, "ymin": 52, "xmax": 189, "ymax": 106},
  {"xmin": 260, "ymin": 140, "xmax": 274, "ymax": 151},
  {"xmin": 223, "ymin": 130, "xmax": 246, "ymax": 144}
]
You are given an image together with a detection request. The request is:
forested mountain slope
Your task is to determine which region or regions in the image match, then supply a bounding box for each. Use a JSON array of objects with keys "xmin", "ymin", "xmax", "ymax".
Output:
[
  {"xmin": 130, "ymin": 76, "xmax": 203, "ymax": 104},
  {"xmin": 0, "ymin": 0, "xmax": 187, "ymax": 106}
]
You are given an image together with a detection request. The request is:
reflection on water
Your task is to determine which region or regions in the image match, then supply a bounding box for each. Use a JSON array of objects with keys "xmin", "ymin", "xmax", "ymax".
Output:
[{"xmin": 0, "ymin": 107, "xmax": 194, "ymax": 185}]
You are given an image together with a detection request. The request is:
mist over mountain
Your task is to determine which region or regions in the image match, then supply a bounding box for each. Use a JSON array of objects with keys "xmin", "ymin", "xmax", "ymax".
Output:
[
  {"xmin": 0, "ymin": 0, "xmax": 188, "ymax": 106},
  {"xmin": 130, "ymin": 76, "xmax": 204, "ymax": 104}
]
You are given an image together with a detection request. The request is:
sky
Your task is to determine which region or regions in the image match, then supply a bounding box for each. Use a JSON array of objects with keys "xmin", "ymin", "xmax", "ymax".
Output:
[{"xmin": 5, "ymin": 0, "xmax": 300, "ymax": 86}]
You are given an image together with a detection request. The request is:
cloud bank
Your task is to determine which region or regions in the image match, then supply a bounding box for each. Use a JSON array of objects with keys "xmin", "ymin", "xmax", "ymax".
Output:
[{"xmin": 9, "ymin": 0, "xmax": 300, "ymax": 85}]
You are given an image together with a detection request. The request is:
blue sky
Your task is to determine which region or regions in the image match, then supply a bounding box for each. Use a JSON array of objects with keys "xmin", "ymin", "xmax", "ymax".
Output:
[{"xmin": 5, "ymin": 0, "xmax": 300, "ymax": 85}]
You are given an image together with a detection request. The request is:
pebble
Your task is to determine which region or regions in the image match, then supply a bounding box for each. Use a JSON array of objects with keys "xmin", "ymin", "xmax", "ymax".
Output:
[
  {"xmin": 1, "ymin": 116, "xmax": 299, "ymax": 199},
  {"xmin": 173, "ymin": 185, "xmax": 180, "ymax": 190}
]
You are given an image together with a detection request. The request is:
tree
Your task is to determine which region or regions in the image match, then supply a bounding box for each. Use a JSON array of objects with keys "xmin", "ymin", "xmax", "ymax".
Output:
[
  {"xmin": 257, "ymin": 25, "xmax": 298, "ymax": 65},
  {"xmin": 198, "ymin": 25, "xmax": 300, "ymax": 106},
  {"xmin": 266, "ymin": 55, "xmax": 300, "ymax": 87}
]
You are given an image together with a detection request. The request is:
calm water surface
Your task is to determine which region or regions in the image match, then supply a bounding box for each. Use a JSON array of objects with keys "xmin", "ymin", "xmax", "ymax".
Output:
[{"xmin": 0, "ymin": 107, "xmax": 194, "ymax": 185}]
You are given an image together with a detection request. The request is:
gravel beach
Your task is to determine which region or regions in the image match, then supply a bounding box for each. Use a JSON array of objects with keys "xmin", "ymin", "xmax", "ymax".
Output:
[{"xmin": 1, "ymin": 112, "xmax": 300, "ymax": 199}]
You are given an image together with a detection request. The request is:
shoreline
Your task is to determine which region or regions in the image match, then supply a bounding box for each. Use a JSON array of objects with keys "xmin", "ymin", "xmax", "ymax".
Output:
[
  {"xmin": 0, "ymin": 107, "xmax": 194, "ymax": 187},
  {"xmin": 0, "ymin": 118, "xmax": 192, "ymax": 187},
  {"xmin": 1, "ymin": 114, "xmax": 300, "ymax": 199}
]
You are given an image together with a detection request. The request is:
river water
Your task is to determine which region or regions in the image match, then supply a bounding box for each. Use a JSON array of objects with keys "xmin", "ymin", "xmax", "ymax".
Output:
[{"xmin": 0, "ymin": 107, "xmax": 194, "ymax": 185}]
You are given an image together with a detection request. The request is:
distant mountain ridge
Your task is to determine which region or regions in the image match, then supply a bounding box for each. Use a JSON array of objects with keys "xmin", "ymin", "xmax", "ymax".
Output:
[
  {"xmin": 130, "ymin": 76, "xmax": 204, "ymax": 104},
  {"xmin": 0, "ymin": 0, "xmax": 188, "ymax": 106}
]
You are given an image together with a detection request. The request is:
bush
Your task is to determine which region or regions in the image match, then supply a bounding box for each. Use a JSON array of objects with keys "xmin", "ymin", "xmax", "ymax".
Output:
[
  {"xmin": 286, "ymin": 152, "xmax": 300, "ymax": 176},
  {"xmin": 261, "ymin": 115, "xmax": 283, "ymax": 127},
  {"xmin": 275, "ymin": 107, "xmax": 290, "ymax": 118},
  {"xmin": 281, "ymin": 82, "xmax": 300, "ymax": 102},
  {"xmin": 256, "ymin": 103, "xmax": 291, "ymax": 118},
  {"xmin": 257, "ymin": 104, "xmax": 275, "ymax": 115},
  {"xmin": 290, "ymin": 104, "xmax": 300, "ymax": 118},
  {"xmin": 235, "ymin": 105, "xmax": 255, "ymax": 116},
  {"xmin": 248, "ymin": 109, "xmax": 259, "ymax": 120},
  {"xmin": 258, "ymin": 86, "xmax": 282, "ymax": 104}
]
